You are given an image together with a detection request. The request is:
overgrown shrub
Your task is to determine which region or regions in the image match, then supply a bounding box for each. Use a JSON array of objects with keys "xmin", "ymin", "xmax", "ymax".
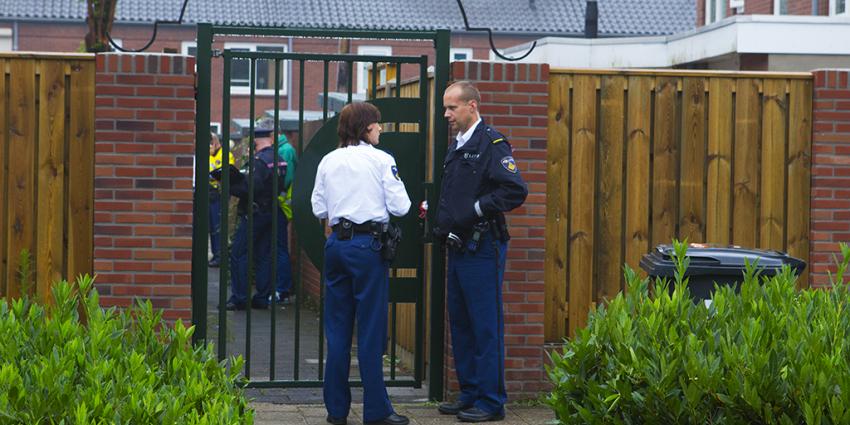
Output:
[
  {"xmin": 547, "ymin": 241, "xmax": 850, "ymax": 424},
  {"xmin": 0, "ymin": 275, "xmax": 253, "ymax": 424}
]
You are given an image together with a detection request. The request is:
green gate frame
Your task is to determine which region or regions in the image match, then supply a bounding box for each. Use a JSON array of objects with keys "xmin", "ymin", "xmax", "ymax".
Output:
[{"xmin": 191, "ymin": 24, "xmax": 450, "ymax": 400}]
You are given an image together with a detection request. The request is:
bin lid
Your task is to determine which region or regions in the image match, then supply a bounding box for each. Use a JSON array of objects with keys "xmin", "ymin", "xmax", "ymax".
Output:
[{"xmin": 639, "ymin": 243, "xmax": 806, "ymax": 277}]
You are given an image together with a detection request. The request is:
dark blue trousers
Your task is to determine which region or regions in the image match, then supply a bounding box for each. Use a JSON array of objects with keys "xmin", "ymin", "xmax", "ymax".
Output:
[
  {"xmin": 208, "ymin": 191, "xmax": 222, "ymax": 262},
  {"xmin": 323, "ymin": 233, "xmax": 394, "ymax": 423},
  {"xmin": 228, "ymin": 211, "xmax": 273, "ymax": 306},
  {"xmin": 447, "ymin": 231, "xmax": 508, "ymax": 415},
  {"xmin": 274, "ymin": 208, "xmax": 293, "ymax": 296}
]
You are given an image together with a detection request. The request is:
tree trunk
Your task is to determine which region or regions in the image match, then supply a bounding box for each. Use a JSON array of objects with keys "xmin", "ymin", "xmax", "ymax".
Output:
[{"xmin": 84, "ymin": 0, "xmax": 118, "ymax": 52}]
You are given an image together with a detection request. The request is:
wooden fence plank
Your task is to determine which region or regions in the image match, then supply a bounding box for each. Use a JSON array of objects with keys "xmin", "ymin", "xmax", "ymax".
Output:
[
  {"xmin": 568, "ymin": 74, "xmax": 597, "ymax": 337},
  {"xmin": 760, "ymin": 79, "xmax": 787, "ymax": 250},
  {"xmin": 732, "ymin": 79, "xmax": 761, "ymax": 248},
  {"xmin": 544, "ymin": 74, "xmax": 570, "ymax": 341},
  {"xmin": 7, "ymin": 59, "xmax": 37, "ymax": 298},
  {"xmin": 679, "ymin": 77, "xmax": 706, "ymax": 243},
  {"xmin": 36, "ymin": 60, "xmax": 66, "ymax": 300},
  {"xmin": 597, "ymin": 75, "xmax": 626, "ymax": 301},
  {"xmin": 651, "ymin": 76, "xmax": 679, "ymax": 247},
  {"xmin": 787, "ymin": 79, "xmax": 812, "ymax": 288},
  {"xmin": 67, "ymin": 60, "xmax": 95, "ymax": 281},
  {"xmin": 706, "ymin": 78, "xmax": 734, "ymax": 244},
  {"xmin": 624, "ymin": 76, "xmax": 652, "ymax": 273}
]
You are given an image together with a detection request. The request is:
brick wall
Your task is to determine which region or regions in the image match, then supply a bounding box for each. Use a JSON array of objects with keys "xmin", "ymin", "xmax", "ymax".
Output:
[
  {"xmin": 446, "ymin": 61, "xmax": 550, "ymax": 399},
  {"xmin": 810, "ymin": 69, "xmax": 850, "ymax": 287},
  {"xmin": 94, "ymin": 53, "xmax": 196, "ymax": 320}
]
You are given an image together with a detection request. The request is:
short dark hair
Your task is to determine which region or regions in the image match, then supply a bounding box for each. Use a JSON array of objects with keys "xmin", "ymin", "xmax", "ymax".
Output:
[
  {"xmin": 446, "ymin": 80, "xmax": 481, "ymax": 105},
  {"xmin": 337, "ymin": 102, "xmax": 381, "ymax": 148}
]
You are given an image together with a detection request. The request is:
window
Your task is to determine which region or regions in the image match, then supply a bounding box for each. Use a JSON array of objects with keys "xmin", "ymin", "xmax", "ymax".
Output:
[
  {"xmin": 224, "ymin": 42, "xmax": 288, "ymax": 96},
  {"xmin": 831, "ymin": 0, "xmax": 848, "ymax": 15},
  {"xmin": 704, "ymin": 0, "xmax": 726, "ymax": 24},
  {"xmin": 356, "ymin": 46, "xmax": 392, "ymax": 94},
  {"xmin": 181, "ymin": 41, "xmax": 196, "ymax": 57},
  {"xmin": 210, "ymin": 122, "xmax": 221, "ymax": 136},
  {"xmin": 450, "ymin": 48, "xmax": 474, "ymax": 61},
  {"xmin": 774, "ymin": 0, "xmax": 789, "ymax": 14}
]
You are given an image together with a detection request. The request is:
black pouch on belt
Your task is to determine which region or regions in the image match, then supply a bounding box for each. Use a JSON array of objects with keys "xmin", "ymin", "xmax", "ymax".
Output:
[{"xmin": 381, "ymin": 222, "xmax": 403, "ymax": 263}]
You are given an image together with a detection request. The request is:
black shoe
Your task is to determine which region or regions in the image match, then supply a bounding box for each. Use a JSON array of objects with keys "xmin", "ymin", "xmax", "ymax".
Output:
[
  {"xmin": 224, "ymin": 301, "xmax": 246, "ymax": 311},
  {"xmin": 250, "ymin": 300, "xmax": 268, "ymax": 310},
  {"xmin": 326, "ymin": 416, "xmax": 346, "ymax": 425},
  {"xmin": 208, "ymin": 258, "xmax": 220, "ymax": 267},
  {"xmin": 457, "ymin": 407, "xmax": 505, "ymax": 422},
  {"xmin": 365, "ymin": 413, "xmax": 409, "ymax": 425},
  {"xmin": 438, "ymin": 400, "xmax": 474, "ymax": 415}
]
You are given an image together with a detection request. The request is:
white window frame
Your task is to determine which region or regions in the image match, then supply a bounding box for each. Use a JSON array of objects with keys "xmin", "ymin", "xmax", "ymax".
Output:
[
  {"xmin": 210, "ymin": 122, "xmax": 222, "ymax": 136},
  {"xmin": 830, "ymin": 0, "xmax": 849, "ymax": 15},
  {"xmin": 705, "ymin": 0, "xmax": 726, "ymax": 24},
  {"xmin": 450, "ymin": 48, "xmax": 474, "ymax": 61},
  {"xmin": 181, "ymin": 41, "xmax": 196, "ymax": 56},
  {"xmin": 773, "ymin": 0, "xmax": 788, "ymax": 14},
  {"xmin": 356, "ymin": 46, "xmax": 392, "ymax": 94},
  {"xmin": 223, "ymin": 42, "xmax": 289, "ymax": 96}
]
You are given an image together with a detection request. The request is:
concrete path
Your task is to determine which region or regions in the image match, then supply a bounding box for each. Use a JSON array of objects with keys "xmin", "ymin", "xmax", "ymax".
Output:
[{"xmin": 250, "ymin": 403, "xmax": 557, "ymax": 425}]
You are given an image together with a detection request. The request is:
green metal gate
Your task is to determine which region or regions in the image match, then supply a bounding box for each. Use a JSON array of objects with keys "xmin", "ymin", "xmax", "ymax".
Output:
[{"xmin": 191, "ymin": 24, "xmax": 450, "ymax": 399}]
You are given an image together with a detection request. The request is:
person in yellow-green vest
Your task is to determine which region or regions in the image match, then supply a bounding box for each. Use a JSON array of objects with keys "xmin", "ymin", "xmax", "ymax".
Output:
[
  {"xmin": 208, "ymin": 132, "xmax": 235, "ymax": 267},
  {"xmin": 272, "ymin": 133, "xmax": 297, "ymax": 304}
]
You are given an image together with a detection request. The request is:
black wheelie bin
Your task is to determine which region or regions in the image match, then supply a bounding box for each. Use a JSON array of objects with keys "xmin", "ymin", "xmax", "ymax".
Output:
[{"xmin": 639, "ymin": 244, "xmax": 806, "ymax": 303}]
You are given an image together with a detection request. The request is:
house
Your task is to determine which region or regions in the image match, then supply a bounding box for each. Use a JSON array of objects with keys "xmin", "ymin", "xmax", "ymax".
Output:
[
  {"xmin": 505, "ymin": 0, "xmax": 850, "ymax": 70},
  {"xmin": 0, "ymin": 0, "xmax": 695, "ymax": 132}
]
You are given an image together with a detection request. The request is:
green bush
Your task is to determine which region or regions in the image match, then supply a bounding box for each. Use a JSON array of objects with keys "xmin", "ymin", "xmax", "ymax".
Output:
[
  {"xmin": 547, "ymin": 241, "xmax": 850, "ymax": 425},
  {"xmin": 0, "ymin": 275, "xmax": 253, "ymax": 424}
]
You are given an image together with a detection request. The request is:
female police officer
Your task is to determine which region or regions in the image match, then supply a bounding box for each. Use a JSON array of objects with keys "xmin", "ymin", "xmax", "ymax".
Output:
[{"xmin": 311, "ymin": 102, "xmax": 411, "ymax": 425}]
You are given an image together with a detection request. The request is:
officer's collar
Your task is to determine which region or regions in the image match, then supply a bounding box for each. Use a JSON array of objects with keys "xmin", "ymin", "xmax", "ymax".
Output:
[
  {"xmin": 454, "ymin": 119, "xmax": 487, "ymax": 152},
  {"xmin": 456, "ymin": 117, "xmax": 482, "ymax": 144}
]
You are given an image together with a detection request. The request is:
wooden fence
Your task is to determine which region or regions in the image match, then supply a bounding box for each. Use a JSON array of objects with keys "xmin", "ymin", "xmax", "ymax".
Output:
[
  {"xmin": 545, "ymin": 69, "xmax": 813, "ymax": 341},
  {"xmin": 0, "ymin": 53, "xmax": 95, "ymax": 301}
]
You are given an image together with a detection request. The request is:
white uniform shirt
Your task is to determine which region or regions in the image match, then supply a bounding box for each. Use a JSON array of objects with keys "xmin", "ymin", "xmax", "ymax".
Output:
[
  {"xmin": 311, "ymin": 141, "xmax": 411, "ymax": 226},
  {"xmin": 454, "ymin": 118, "xmax": 481, "ymax": 150}
]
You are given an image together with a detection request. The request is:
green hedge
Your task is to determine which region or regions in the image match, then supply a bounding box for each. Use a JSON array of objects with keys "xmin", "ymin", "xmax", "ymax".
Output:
[
  {"xmin": 0, "ymin": 275, "xmax": 253, "ymax": 424},
  {"xmin": 547, "ymin": 242, "xmax": 850, "ymax": 424}
]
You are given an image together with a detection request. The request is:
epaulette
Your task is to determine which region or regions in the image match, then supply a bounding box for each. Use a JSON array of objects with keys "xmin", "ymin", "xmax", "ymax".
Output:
[{"xmin": 485, "ymin": 126, "xmax": 506, "ymax": 144}]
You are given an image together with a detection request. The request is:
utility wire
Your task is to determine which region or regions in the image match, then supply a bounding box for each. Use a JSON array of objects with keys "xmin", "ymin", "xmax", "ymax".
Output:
[
  {"xmin": 454, "ymin": 0, "xmax": 537, "ymax": 61},
  {"xmin": 106, "ymin": 0, "xmax": 190, "ymax": 52}
]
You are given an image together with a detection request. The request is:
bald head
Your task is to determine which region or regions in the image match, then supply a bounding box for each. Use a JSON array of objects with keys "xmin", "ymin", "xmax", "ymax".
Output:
[{"xmin": 443, "ymin": 81, "xmax": 481, "ymax": 133}]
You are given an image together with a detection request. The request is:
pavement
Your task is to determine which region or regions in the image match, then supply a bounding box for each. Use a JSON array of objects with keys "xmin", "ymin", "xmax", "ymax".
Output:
[
  {"xmin": 250, "ymin": 402, "xmax": 557, "ymax": 425},
  {"xmin": 206, "ymin": 264, "xmax": 556, "ymax": 424}
]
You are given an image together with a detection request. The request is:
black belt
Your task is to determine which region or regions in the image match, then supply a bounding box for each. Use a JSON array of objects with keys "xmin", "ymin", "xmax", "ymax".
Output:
[{"xmin": 331, "ymin": 219, "xmax": 380, "ymax": 239}]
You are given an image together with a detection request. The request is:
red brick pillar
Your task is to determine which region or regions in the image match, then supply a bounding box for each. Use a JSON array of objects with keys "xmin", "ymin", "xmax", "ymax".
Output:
[
  {"xmin": 811, "ymin": 69, "xmax": 850, "ymax": 287},
  {"xmin": 94, "ymin": 53, "xmax": 196, "ymax": 320},
  {"xmin": 445, "ymin": 61, "xmax": 549, "ymax": 399}
]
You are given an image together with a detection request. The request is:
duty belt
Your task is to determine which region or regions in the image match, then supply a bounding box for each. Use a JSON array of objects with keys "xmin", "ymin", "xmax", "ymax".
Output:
[{"xmin": 332, "ymin": 219, "xmax": 379, "ymax": 240}]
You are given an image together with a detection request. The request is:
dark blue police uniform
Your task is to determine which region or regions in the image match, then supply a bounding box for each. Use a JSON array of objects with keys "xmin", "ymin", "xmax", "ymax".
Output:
[
  {"xmin": 435, "ymin": 120, "xmax": 527, "ymax": 415},
  {"xmin": 227, "ymin": 143, "xmax": 284, "ymax": 309}
]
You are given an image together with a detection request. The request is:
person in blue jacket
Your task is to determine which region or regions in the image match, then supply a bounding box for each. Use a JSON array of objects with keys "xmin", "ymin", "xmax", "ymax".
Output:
[
  {"xmin": 433, "ymin": 81, "xmax": 528, "ymax": 423},
  {"xmin": 224, "ymin": 125, "xmax": 286, "ymax": 310},
  {"xmin": 312, "ymin": 102, "xmax": 411, "ymax": 425}
]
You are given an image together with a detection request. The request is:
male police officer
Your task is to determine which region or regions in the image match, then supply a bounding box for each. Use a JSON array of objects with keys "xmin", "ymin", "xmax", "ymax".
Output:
[
  {"xmin": 224, "ymin": 125, "xmax": 286, "ymax": 310},
  {"xmin": 434, "ymin": 81, "xmax": 527, "ymax": 422}
]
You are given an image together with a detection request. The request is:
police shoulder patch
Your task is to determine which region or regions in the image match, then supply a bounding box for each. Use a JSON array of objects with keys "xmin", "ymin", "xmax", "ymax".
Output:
[
  {"xmin": 391, "ymin": 165, "xmax": 400, "ymax": 180},
  {"xmin": 500, "ymin": 156, "xmax": 518, "ymax": 173}
]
